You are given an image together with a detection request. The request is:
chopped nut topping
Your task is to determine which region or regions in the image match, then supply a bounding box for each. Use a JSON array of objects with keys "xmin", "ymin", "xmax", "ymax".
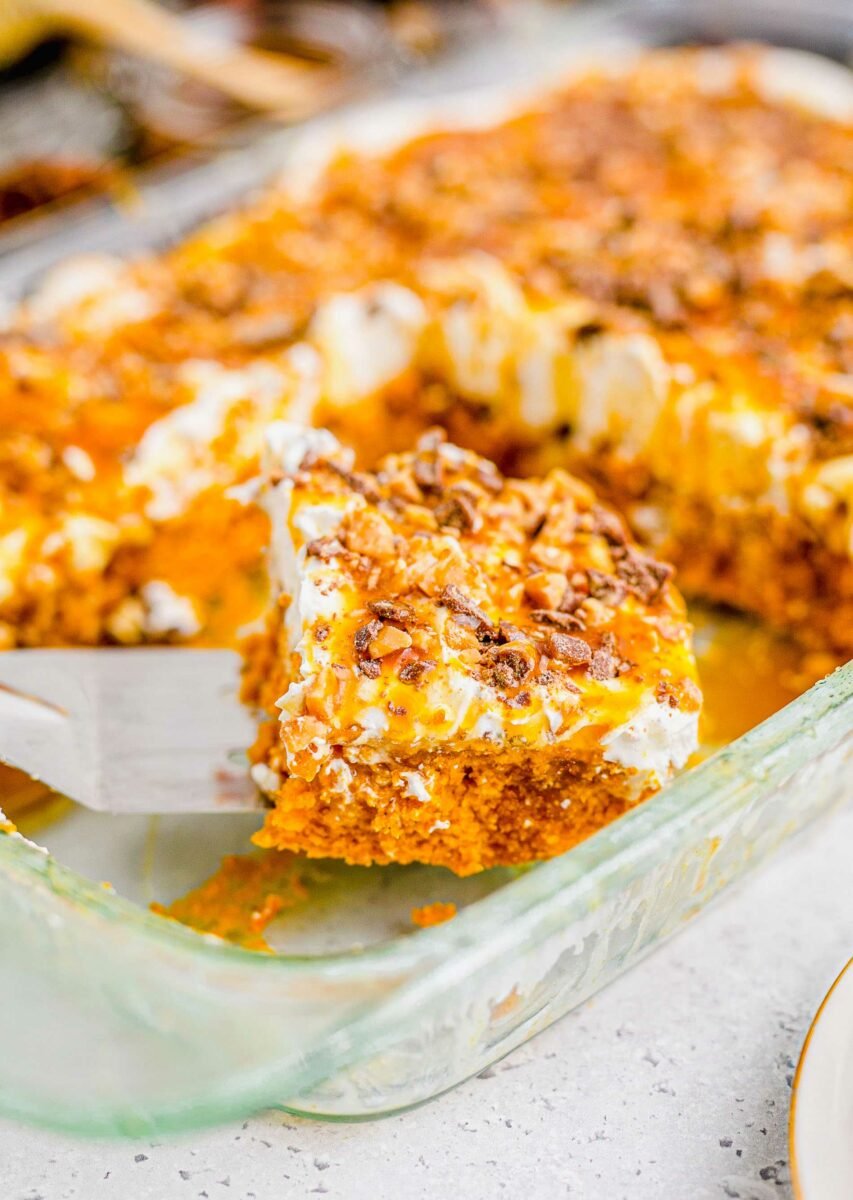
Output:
[
  {"xmin": 588, "ymin": 647, "xmax": 619, "ymax": 681},
  {"xmin": 587, "ymin": 569, "xmax": 628, "ymax": 607},
  {"xmin": 434, "ymin": 491, "xmax": 480, "ymax": 533},
  {"xmin": 657, "ymin": 615, "xmax": 684, "ymax": 643},
  {"xmin": 416, "ymin": 428, "xmax": 447, "ymax": 453},
  {"xmin": 368, "ymin": 624, "xmax": 413, "ymax": 659},
  {"xmin": 413, "ymin": 456, "xmax": 444, "ymax": 494},
  {"xmin": 438, "ymin": 584, "xmax": 494, "ymax": 634},
  {"xmin": 306, "ymin": 536, "xmax": 346, "ymax": 560},
  {"xmin": 614, "ymin": 547, "xmax": 673, "ymax": 604},
  {"xmin": 524, "ymin": 571, "xmax": 568, "ymax": 611},
  {"xmin": 588, "ymin": 633, "xmax": 626, "ymax": 681},
  {"xmin": 398, "ymin": 657, "xmax": 435, "ymax": 683},
  {"xmin": 444, "ymin": 616, "xmax": 481, "ymax": 649},
  {"xmin": 545, "ymin": 632, "xmax": 592, "ymax": 666},
  {"xmin": 343, "ymin": 511, "xmax": 395, "ymax": 561},
  {"xmin": 530, "ymin": 608, "xmax": 584, "ymax": 631},
  {"xmin": 497, "ymin": 620, "xmax": 524, "ymax": 644},
  {"xmin": 325, "ymin": 461, "xmax": 381, "ymax": 503},
  {"xmin": 412, "ymin": 429, "xmax": 447, "ymax": 494},
  {"xmin": 483, "ymin": 640, "xmax": 537, "ymax": 687},
  {"xmin": 590, "ymin": 506, "xmax": 627, "ymax": 546},
  {"xmin": 578, "ymin": 597, "xmax": 613, "ymax": 628},
  {"xmin": 368, "ymin": 599, "xmax": 415, "ymax": 623},
  {"xmin": 489, "ymin": 665, "xmax": 515, "ymax": 690},
  {"xmin": 558, "ymin": 583, "xmax": 581, "ymax": 613},
  {"xmin": 476, "ymin": 465, "xmax": 503, "ymax": 493},
  {"xmin": 353, "ymin": 618, "xmax": 382, "ymax": 658}
]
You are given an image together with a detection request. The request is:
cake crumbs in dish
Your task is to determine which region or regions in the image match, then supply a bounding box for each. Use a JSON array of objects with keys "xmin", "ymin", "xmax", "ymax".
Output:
[
  {"xmin": 150, "ymin": 851, "xmax": 311, "ymax": 953},
  {"xmin": 411, "ymin": 901, "xmax": 458, "ymax": 928}
]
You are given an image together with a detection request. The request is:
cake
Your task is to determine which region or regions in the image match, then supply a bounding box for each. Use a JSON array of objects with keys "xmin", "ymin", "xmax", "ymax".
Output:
[
  {"xmin": 243, "ymin": 425, "xmax": 701, "ymax": 874},
  {"xmin": 0, "ymin": 47, "xmax": 849, "ymax": 657}
]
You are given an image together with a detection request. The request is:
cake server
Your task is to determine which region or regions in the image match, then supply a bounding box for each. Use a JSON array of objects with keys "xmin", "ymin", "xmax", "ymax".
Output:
[{"xmin": 0, "ymin": 649, "xmax": 264, "ymax": 814}]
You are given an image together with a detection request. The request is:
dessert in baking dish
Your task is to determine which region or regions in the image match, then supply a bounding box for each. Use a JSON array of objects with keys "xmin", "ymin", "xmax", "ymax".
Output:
[
  {"xmin": 311, "ymin": 257, "xmax": 853, "ymax": 658},
  {"xmin": 0, "ymin": 46, "xmax": 850, "ymax": 657},
  {"xmin": 242, "ymin": 425, "xmax": 700, "ymax": 874}
]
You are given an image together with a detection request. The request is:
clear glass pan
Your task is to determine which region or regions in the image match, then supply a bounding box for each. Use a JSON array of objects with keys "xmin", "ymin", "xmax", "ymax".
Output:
[{"xmin": 0, "ymin": 0, "xmax": 851, "ymax": 1137}]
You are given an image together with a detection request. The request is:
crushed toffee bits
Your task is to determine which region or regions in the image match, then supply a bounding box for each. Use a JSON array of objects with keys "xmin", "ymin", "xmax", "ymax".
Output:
[{"xmin": 243, "ymin": 425, "xmax": 701, "ymax": 876}]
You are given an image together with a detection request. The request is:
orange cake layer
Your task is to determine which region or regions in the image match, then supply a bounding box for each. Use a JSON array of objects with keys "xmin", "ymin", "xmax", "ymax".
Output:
[
  {"xmin": 0, "ymin": 46, "xmax": 850, "ymax": 654},
  {"xmin": 243, "ymin": 427, "xmax": 701, "ymax": 873}
]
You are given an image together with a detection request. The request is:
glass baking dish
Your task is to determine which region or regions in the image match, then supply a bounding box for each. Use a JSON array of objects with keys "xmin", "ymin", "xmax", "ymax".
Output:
[{"xmin": 0, "ymin": 0, "xmax": 851, "ymax": 1138}]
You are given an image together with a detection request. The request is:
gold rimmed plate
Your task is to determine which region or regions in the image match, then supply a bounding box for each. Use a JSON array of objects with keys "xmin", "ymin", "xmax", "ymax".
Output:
[{"xmin": 790, "ymin": 958, "xmax": 853, "ymax": 1200}]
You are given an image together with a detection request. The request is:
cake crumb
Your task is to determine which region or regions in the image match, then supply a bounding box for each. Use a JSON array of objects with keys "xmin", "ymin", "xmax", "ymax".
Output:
[{"xmin": 411, "ymin": 901, "xmax": 458, "ymax": 928}]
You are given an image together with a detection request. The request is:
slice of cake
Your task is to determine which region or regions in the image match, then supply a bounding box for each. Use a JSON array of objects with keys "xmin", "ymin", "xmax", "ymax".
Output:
[{"xmin": 244, "ymin": 425, "xmax": 701, "ymax": 874}]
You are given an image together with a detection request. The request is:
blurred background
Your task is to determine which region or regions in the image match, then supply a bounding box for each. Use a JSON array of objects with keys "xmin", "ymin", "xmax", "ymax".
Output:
[
  {"xmin": 0, "ymin": 0, "xmax": 515, "ymax": 234},
  {"xmin": 0, "ymin": 0, "xmax": 849, "ymax": 257}
]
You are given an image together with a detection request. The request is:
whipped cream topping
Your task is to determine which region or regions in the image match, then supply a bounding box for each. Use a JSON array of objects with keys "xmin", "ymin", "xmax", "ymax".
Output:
[
  {"xmin": 140, "ymin": 580, "xmax": 201, "ymax": 637},
  {"xmin": 261, "ymin": 424, "xmax": 700, "ymax": 788},
  {"xmin": 311, "ymin": 283, "xmax": 427, "ymax": 406},
  {"xmin": 602, "ymin": 699, "xmax": 699, "ymax": 784},
  {"xmin": 126, "ymin": 350, "xmax": 321, "ymax": 520}
]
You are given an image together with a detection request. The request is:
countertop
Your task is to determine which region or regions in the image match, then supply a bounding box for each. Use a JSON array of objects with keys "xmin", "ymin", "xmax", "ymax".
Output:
[{"xmin": 3, "ymin": 799, "xmax": 852, "ymax": 1200}]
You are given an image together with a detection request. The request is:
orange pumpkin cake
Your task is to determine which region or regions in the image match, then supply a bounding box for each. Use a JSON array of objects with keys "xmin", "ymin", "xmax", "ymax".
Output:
[
  {"xmin": 243, "ymin": 426, "xmax": 701, "ymax": 874},
  {"xmin": 0, "ymin": 47, "xmax": 850, "ymax": 657}
]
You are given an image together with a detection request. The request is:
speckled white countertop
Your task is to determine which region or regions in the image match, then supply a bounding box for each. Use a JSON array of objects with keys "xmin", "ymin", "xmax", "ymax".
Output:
[{"xmin": 4, "ymin": 799, "xmax": 852, "ymax": 1200}]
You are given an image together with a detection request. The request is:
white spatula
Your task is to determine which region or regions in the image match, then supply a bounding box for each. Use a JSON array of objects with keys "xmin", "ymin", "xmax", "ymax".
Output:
[{"xmin": 0, "ymin": 649, "xmax": 264, "ymax": 814}]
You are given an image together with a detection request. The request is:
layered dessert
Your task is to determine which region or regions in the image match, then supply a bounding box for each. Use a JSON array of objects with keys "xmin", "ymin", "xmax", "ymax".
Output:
[
  {"xmin": 0, "ymin": 46, "xmax": 849, "ymax": 657},
  {"xmin": 0, "ymin": 43, "xmax": 848, "ymax": 874},
  {"xmin": 312, "ymin": 261, "xmax": 853, "ymax": 657},
  {"xmin": 243, "ymin": 425, "xmax": 700, "ymax": 874}
]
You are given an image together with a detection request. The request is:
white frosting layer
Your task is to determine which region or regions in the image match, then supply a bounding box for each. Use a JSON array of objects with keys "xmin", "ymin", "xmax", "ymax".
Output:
[
  {"xmin": 0, "ymin": 529, "xmax": 29, "ymax": 605},
  {"xmin": 43, "ymin": 514, "xmax": 118, "ymax": 574},
  {"xmin": 574, "ymin": 334, "xmax": 670, "ymax": 456},
  {"xmin": 61, "ymin": 445, "xmax": 96, "ymax": 483},
  {"xmin": 311, "ymin": 283, "xmax": 427, "ymax": 406},
  {"xmin": 400, "ymin": 770, "xmax": 431, "ymax": 803},
  {"xmin": 601, "ymin": 699, "xmax": 699, "ymax": 782},
  {"xmin": 25, "ymin": 255, "xmax": 159, "ymax": 333},
  {"xmin": 263, "ymin": 422, "xmax": 344, "ymax": 477},
  {"xmin": 263, "ymin": 422, "xmax": 359, "ymax": 663},
  {"xmin": 140, "ymin": 580, "xmax": 200, "ymax": 637},
  {"xmin": 126, "ymin": 350, "xmax": 321, "ymax": 520},
  {"xmin": 250, "ymin": 762, "xmax": 282, "ymax": 796}
]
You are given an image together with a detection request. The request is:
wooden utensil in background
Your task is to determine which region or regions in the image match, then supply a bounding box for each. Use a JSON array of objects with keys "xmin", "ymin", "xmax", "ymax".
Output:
[{"xmin": 0, "ymin": 0, "xmax": 335, "ymax": 115}]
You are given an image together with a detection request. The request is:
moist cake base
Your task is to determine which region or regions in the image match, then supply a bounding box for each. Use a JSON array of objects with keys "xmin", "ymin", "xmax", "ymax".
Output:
[{"xmin": 252, "ymin": 745, "xmax": 649, "ymax": 876}]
